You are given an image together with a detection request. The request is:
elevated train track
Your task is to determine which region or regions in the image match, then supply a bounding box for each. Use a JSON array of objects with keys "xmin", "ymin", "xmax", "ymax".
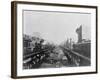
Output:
[
  {"xmin": 23, "ymin": 46, "xmax": 91, "ymax": 69},
  {"xmin": 60, "ymin": 46, "xmax": 91, "ymax": 66},
  {"xmin": 23, "ymin": 48, "xmax": 50, "ymax": 69}
]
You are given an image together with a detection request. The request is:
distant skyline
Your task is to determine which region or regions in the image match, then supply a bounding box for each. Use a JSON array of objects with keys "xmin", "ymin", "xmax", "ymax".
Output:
[{"xmin": 23, "ymin": 10, "xmax": 91, "ymax": 44}]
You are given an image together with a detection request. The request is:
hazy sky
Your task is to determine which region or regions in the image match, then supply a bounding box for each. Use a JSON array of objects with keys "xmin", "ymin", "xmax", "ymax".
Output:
[{"xmin": 23, "ymin": 10, "xmax": 91, "ymax": 44}]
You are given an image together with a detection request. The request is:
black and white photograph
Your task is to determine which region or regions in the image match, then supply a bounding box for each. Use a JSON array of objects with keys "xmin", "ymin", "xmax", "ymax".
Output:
[
  {"xmin": 11, "ymin": 1, "xmax": 97, "ymax": 78},
  {"xmin": 23, "ymin": 10, "xmax": 91, "ymax": 69}
]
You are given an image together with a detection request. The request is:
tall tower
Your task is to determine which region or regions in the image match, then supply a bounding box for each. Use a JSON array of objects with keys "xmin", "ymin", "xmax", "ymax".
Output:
[{"xmin": 76, "ymin": 25, "xmax": 82, "ymax": 43}]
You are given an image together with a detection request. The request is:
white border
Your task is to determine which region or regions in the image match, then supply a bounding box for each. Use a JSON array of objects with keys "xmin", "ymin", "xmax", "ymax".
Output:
[{"xmin": 17, "ymin": 3, "xmax": 96, "ymax": 76}]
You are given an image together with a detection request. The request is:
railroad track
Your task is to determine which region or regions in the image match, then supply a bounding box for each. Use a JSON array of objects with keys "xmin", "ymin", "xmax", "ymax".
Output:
[
  {"xmin": 23, "ymin": 48, "xmax": 50, "ymax": 60},
  {"xmin": 60, "ymin": 46, "xmax": 91, "ymax": 66},
  {"xmin": 23, "ymin": 48, "xmax": 51, "ymax": 69}
]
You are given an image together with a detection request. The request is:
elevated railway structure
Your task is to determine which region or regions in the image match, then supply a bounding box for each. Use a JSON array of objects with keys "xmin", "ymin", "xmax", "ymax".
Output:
[{"xmin": 60, "ymin": 46, "xmax": 90, "ymax": 66}]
